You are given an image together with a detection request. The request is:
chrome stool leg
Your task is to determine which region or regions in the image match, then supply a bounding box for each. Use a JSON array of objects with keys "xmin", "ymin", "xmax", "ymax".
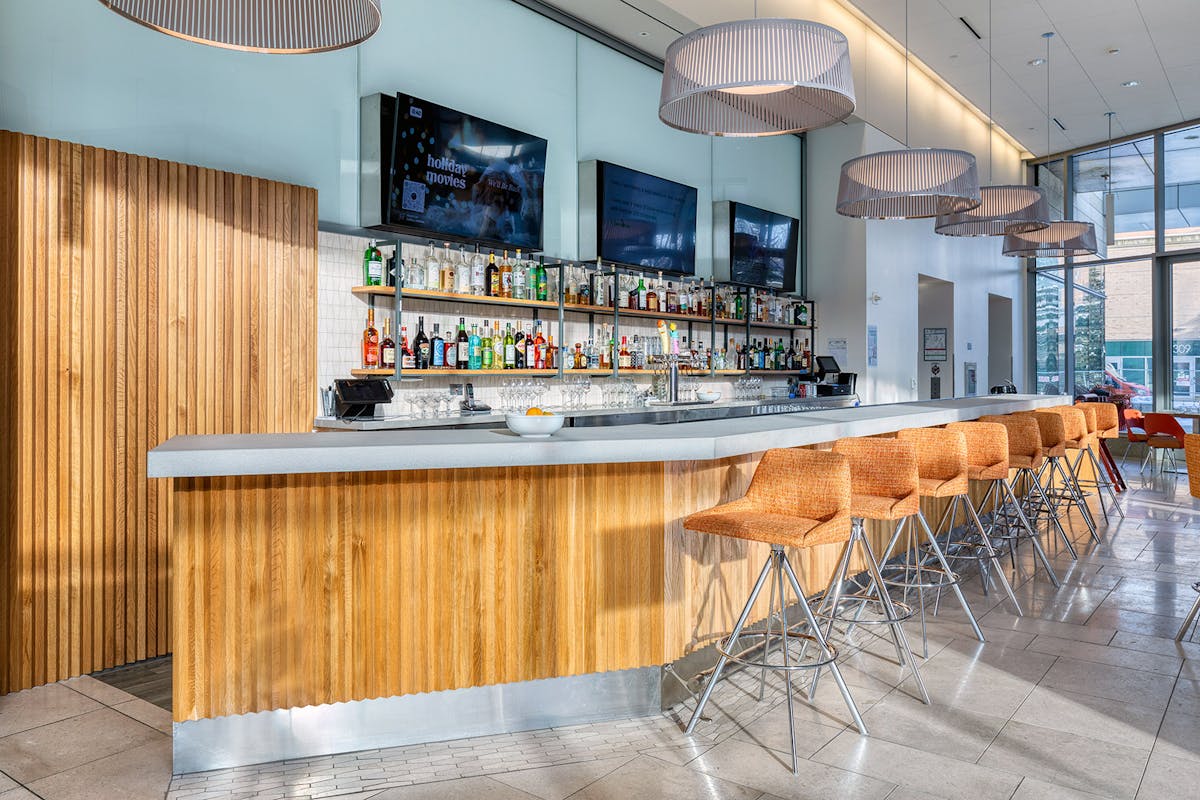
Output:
[
  {"xmin": 1177, "ymin": 582, "xmax": 1200, "ymax": 643},
  {"xmin": 1061, "ymin": 455, "xmax": 1102, "ymax": 542},
  {"xmin": 962, "ymin": 493, "xmax": 1023, "ymax": 615},
  {"xmin": 997, "ymin": 476, "xmax": 1061, "ymax": 587}
]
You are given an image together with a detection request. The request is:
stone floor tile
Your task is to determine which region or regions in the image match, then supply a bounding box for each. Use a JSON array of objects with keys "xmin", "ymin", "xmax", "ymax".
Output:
[
  {"xmin": 489, "ymin": 756, "xmax": 632, "ymax": 800},
  {"xmin": 1108, "ymin": 631, "xmax": 1200, "ymax": 660},
  {"xmin": 0, "ymin": 774, "xmax": 14, "ymax": 794},
  {"xmin": 858, "ymin": 689, "xmax": 1008, "ymax": 762},
  {"xmin": 1135, "ymin": 750, "xmax": 1200, "ymax": 799},
  {"xmin": 0, "ymin": 789, "xmax": 41, "ymax": 800},
  {"xmin": 0, "ymin": 684, "xmax": 103, "ymax": 740},
  {"xmin": 1151, "ymin": 709, "xmax": 1200, "ymax": 764},
  {"xmin": 113, "ymin": 696, "xmax": 174, "ymax": 735},
  {"xmin": 0, "ymin": 706, "xmax": 165, "ymax": 784},
  {"xmin": 27, "ymin": 737, "xmax": 172, "ymax": 800},
  {"xmin": 726, "ymin": 699, "xmax": 847, "ymax": 759},
  {"xmin": 1166, "ymin": 677, "xmax": 1200, "ymax": 717},
  {"xmin": 371, "ymin": 777, "xmax": 540, "ymax": 800},
  {"xmin": 1024, "ymin": 634, "xmax": 1184, "ymax": 676},
  {"xmin": 1039, "ymin": 657, "xmax": 1177, "ymax": 710},
  {"xmin": 60, "ymin": 674, "xmax": 138, "ymax": 707},
  {"xmin": 1009, "ymin": 776, "xmax": 1112, "ymax": 799},
  {"xmin": 1010, "ymin": 685, "xmax": 1165, "ymax": 751},
  {"xmin": 812, "ymin": 729, "xmax": 1020, "ymax": 800},
  {"xmin": 692, "ymin": 738, "xmax": 894, "ymax": 800},
  {"xmin": 563, "ymin": 754, "xmax": 761, "ymax": 800},
  {"xmin": 978, "ymin": 719, "xmax": 1150, "ymax": 800},
  {"xmin": 976, "ymin": 610, "xmax": 1116, "ymax": 644}
]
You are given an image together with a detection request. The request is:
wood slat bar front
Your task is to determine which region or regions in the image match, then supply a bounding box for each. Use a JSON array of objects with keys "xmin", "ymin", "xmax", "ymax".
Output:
[
  {"xmin": 0, "ymin": 131, "xmax": 317, "ymax": 695},
  {"xmin": 171, "ymin": 464, "xmax": 668, "ymax": 721}
]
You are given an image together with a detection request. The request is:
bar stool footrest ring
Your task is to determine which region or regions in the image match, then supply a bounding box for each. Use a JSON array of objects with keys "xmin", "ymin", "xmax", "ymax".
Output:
[
  {"xmin": 716, "ymin": 631, "xmax": 839, "ymax": 671},
  {"xmin": 815, "ymin": 593, "xmax": 917, "ymax": 624}
]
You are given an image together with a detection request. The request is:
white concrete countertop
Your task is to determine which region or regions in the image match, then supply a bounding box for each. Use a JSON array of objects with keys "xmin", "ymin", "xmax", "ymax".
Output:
[{"xmin": 147, "ymin": 395, "xmax": 1063, "ymax": 478}]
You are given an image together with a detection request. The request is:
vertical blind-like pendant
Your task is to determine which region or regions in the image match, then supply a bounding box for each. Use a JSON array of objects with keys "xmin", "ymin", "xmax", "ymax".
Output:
[
  {"xmin": 659, "ymin": 19, "xmax": 856, "ymax": 137},
  {"xmin": 836, "ymin": 148, "xmax": 981, "ymax": 220},
  {"xmin": 1002, "ymin": 220, "xmax": 1100, "ymax": 258},
  {"xmin": 99, "ymin": 0, "xmax": 382, "ymax": 54},
  {"xmin": 934, "ymin": 185, "xmax": 1051, "ymax": 237}
]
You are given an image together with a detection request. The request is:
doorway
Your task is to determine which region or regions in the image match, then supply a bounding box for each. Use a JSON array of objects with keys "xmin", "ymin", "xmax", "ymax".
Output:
[
  {"xmin": 988, "ymin": 294, "xmax": 1014, "ymax": 390},
  {"xmin": 918, "ymin": 275, "xmax": 954, "ymax": 400}
]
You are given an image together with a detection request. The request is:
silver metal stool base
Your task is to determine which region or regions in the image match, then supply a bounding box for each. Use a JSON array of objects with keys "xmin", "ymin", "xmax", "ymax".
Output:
[
  {"xmin": 684, "ymin": 545, "xmax": 867, "ymax": 774},
  {"xmin": 1177, "ymin": 581, "xmax": 1200, "ymax": 642}
]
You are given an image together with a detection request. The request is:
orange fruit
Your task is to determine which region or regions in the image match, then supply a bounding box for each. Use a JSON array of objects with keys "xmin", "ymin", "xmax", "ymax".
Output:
[{"xmin": 525, "ymin": 407, "xmax": 543, "ymax": 416}]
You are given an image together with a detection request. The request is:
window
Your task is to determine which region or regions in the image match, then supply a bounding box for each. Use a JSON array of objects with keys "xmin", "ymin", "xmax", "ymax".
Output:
[
  {"xmin": 1172, "ymin": 259, "xmax": 1200, "ymax": 411},
  {"xmin": 1035, "ymin": 270, "xmax": 1066, "ymax": 394},
  {"xmin": 1164, "ymin": 125, "xmax": 1200, "ymax": 252},
  {"xmin": 1078, "ymin": 261, "xmax": 1154, "ymax": 411},
  {"xmin": 1073, "ymin": 269, "xmax": 1106, "ymax": 394},
  {"xmin": 1071, "ymin": 136, "xmax": 1155, "ymax": 262}
]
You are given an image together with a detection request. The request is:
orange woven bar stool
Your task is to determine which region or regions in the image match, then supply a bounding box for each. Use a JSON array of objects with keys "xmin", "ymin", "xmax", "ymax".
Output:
[
  {"xmin": 833, "ymin": 435, "xmax": 984, "ymax": 654},
  {"xmin": 1034, "ymin": 407, "xmax": 1102, "ymax": 545},
  {"xmin": 903, "ymin": 426, "xmax": 1022, "ymax": 614},
  {"xmin": 976, "ymin": 414, "xmax": 1063, "ymax": 586},
  {"xmin": 1010, "ymin": 410, "xmax": 1089, "ymax": 555},
  {"xmin": 682, "ymin": 448, "xmax": 867, "ymax": 773},
  {"xmin": 1067, "ymin": 403, "xmax": 1123, "ymax": 522},
  {"xmin": 1076, "ymin": 401, "xmax": 1126, "ymax": 503}
]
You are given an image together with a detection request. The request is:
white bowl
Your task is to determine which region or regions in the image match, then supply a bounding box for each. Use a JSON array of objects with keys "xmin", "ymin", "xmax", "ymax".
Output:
[
  {"xmin": 504, "ymin": 412, "xmax": 565, "ymax": 438},
  {"xmin": 696, "ymin": 390, "xmax": 722, "ymax": 403}
]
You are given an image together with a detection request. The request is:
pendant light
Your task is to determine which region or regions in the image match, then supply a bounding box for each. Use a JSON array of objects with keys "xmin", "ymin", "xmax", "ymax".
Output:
[
  {"xmin": 935, "ymin": 0, "xmax": 1050, "ymax": 236},
  {"xmin": 836, "ymin": 0, "xmax": 980, "ymax": 219},
  {"xmin": 658, "ymin": 2, "xmax": 855, "ymax": 137},
  {"xmin": 98, "ymin": 0, "xmax": 382, "ymax": 54},
  {"xmin": 1103, "ymin": 111, "xmax": 1117, "ymax": 246},
  {"xmin": 1003, "ymin": 32, "xmax": 1098, "ymax": 258}
]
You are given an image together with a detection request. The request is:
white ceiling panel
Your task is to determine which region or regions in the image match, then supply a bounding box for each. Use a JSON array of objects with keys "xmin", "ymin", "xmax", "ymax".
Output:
[{"xmin": 537, "ymin": 0, "xmax": 1200, "ymax": 156}]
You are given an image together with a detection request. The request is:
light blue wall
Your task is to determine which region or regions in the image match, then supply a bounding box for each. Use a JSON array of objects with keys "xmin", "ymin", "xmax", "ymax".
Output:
[{"xmin": 0, "ymin": 0, "xmax": 803, "ymax": 273}]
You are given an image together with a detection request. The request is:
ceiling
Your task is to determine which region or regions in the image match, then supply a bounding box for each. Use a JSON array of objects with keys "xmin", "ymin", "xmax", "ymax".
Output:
[{"xmin": 537, "ymin": 0, "xmax": 1200, "ymax": 157}]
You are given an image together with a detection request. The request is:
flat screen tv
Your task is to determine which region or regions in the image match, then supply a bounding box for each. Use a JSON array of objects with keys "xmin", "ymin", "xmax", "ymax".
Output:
[
  {"xmin": 596, "ymin": 162, "xmax": 697, "ymax": 275},
  {"xmin": 365, "ymin": 93, "xmax": 547, "ymax": 251},
  {"xmin": 726, "ymin": 202, "xmax": 799, "ymax": 291}
]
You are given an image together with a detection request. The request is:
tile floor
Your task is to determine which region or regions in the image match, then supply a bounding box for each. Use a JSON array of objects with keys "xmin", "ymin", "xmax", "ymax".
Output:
[{"xmin": 2, "ymin": 467, "xmax": 1199, "ymax": 800}]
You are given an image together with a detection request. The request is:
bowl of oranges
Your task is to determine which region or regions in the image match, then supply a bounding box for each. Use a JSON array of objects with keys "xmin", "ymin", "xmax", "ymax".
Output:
[{"xmin": 504, "ymin": 407, "xmax": 564, "ymax": 438}]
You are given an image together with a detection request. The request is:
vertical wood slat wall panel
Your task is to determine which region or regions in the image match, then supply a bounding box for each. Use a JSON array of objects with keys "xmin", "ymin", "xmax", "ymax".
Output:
[{"xmin": 0, "ymin": 130, "xmax": 318, "ymax": 696}]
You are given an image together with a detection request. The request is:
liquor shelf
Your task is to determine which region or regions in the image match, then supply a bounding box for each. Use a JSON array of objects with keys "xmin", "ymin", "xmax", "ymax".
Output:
[{"xmin": 352, "ymin": 285, "xmax": 559, "ymax": 311}]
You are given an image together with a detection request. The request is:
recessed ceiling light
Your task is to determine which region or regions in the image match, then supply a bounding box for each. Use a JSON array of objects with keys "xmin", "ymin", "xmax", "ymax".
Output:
[
  {"xmin": 1107, "ymin": 48, "xmax": 1121, "ymax": 55},
  {"xmin": 1122, "ymin": 80, "xmax": 1140, "ymax": 87},
  {"xmin": 1028, "ymin": 57, "xmax": 1046, "ymax": 66},
  {"xmin": 639, "ymin": 31, "xmax": 648, "ymax": 36}
]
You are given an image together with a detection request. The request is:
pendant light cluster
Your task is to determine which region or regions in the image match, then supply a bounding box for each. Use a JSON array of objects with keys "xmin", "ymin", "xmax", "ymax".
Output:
[
  {"xmin": 659, "ymin": 13, "xmax": 856, "ymax": 136},
  {"xmin": 98, "ymin": 0, "xmax": 382, "ymax": 54}
]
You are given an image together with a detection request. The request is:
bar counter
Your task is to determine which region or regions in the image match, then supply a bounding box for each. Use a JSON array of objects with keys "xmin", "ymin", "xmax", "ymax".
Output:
[{"xmin": 149, "ymin": 395, "xmax": 1059, "ymax": 772}]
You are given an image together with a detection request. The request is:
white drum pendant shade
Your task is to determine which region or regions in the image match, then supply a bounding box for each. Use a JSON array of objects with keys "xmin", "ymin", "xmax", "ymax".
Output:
[
  {"xmin": 659, "ymin": 19, "xmax": 855, "ymax": 137},
  {"xmin": 99, "ymin": 0, "xmax": 382, "ymax": 54},
  {"xmin": 1002, "ymin": 220, "xmax": 1099, "ymax": 258},
  {"xmin": 934, "ymin": 185, "xmax": 1051, "ymax": 237},
  {"xmin": 836, "ymin": 148, "xmax": 981, "ymax": 219}
]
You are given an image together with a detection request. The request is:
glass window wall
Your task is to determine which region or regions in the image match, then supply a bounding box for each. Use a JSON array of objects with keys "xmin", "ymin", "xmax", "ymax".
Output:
[
  {"xmin": 1071, "ymin": 136, "xmax": 1155, "ymax": 262},
  {"xmin": 1172, "ymin": 259, "xmax": 1200, "ymax": 412},
  {"xmin": 1164, "ymin": 125, "xmax": 1200, "ymax": 252},
  {"xmin": 1035, "ymin": 270, "xmax": 1066, "ymax": 395}
]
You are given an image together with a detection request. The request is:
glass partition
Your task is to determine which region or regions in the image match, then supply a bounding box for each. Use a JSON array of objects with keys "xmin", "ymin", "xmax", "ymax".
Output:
[
  {"xmin": 1035, "ymin": 270, "xmax": 1067, "ymax": 394},
  {"xmin": 1164, "ymin": 125, "xmax": 1200, "ymax": 252}
]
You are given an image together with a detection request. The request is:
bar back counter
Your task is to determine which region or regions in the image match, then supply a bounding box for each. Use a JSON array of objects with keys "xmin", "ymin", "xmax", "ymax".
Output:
[{"xmin": 149, "ymin": 395, "xmax": 1060, "ymax": 771}]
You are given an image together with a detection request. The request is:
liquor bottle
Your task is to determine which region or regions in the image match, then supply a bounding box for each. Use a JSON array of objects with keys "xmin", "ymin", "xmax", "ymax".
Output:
[
  {"xmin": 796, "ymin": 301, "xmax": 810, "ymax": 326},
  {"xmin": 647, "ymin": 272, "xmax": 661, "ymax": 313},
  {"xmin": 695, "ymin": 279, "xmax": 707, "ymax": 317},
  {"xmin": 500, "ymin": 250, "xmax": 513, "ymax": 298},
  {"xmin": 715, "ymin": 289, "xmax": 725, "ymax": 319},
  {"xmin": 666, "ymin": 282, "xmax": 679, "ymax": 315},
  {"xmin": 618, "ymin": 336, "xmax": 632, "ymax": 369},
  {"xmin": 481, "ymin": 322, "xmax": 494, "ymax": 370},
  {"xmin": 545, "ymin": 334, "xmax": 556, "ymax": 370},
  {"xmin": 599, "ymin": 335, "xmax": 611, "ymax": 370},
  {"xmin": 443, "ymin": 322, "xmax": 458, "ymax": 370},
  {"xmin": 592, "ymin": 259, "xmax": 606, "ymax": 306},
  {"xmin": 471, "ymin": 247, "xmax": 486, "ymax": 296},
  {"xmin": 532, "ymin": 323, "xmax": 546, "ymax": 369},
  {"xmin": 586, "ymin": 338, "xmax": 600, "ymax": 369},
  {"xmin": 440, "ymin": 243, "xmax": 455, "ymax": 291},
  {"xmin": 455, "ymin": 245, "xmax": 472, "ymax": 295},
  {"xmin": 786, "ymin": 340, "xmax": 797, "ymax": 370},
  {"xmin": 400, "ymin": 325, "xmax": 416, "ymax": 370},
  {"xmin": 455, "ymin": 318, "xmax": 470, "ymax": 370},
  {"xmin": 486, "ymin": 251, "xmax": 500, "ymax": 297},
  {"xmin": 572, "ymin": 343, "xmax": 585, "ymax": 370},
  {"xmin": 564, "ymin": 267, "xmax": 578, "ymax": 306},
  {"xmin": 535, "ymin": 258, "xmax": 548, "ymax": 302},
  {"xmin": 503, "ymin": 325, "xmax": 516, "ymax": 369},
  {"xmin": 414, "ymin": 315, "xmax": 431, "ymax": 369},
  {"xmin": 468, "ymin": 324, "xmax": 482, "ymax": 370},
  {"xmin": 577, "ymin": 271, "xmax": 591, "ymax": 305},
  {"xmin": 512, "ymin": 250, "xmax": 527, "ymax": 300},
  {"xmin": 492, "ymin": 324, "xmax": 505, "ymax": 368},
  {"xmin": 380, "ymin": 317, "xmax": 396, "ymax": 370},
  {"xmin": 734, "ymin": 291, "xmax": 745, "ymax": 321},
  {"xmin": 424, "ymin": 242, "xmax": 440, "ymax": 291},
  {"xmin": 362, "ymin": 308, "xmax": 380, "ymax": 369},
  {"xmin": 431, "ymin": 323, "xmax": 445, "ymax": 368},
  {"xmin": 636, "ymin": 275, "xmax": 648, "ymax": 310},
  {"xmin": 405, "ymin": 248, "xmax": 425, "ymax": 290},
  {"xmin": 774, "ymin": 339, "xmax": 785, "ymax": 370},
  {"xmin": 514, "ymin": 327, "xmax": 526, "ymax": 369},
  {"xmin": 618, "ymin": 274, "xmax": 632, "ymax": 309},
  {"xmin": 363, "ymin": 240, "xmax": 384, "ymax": 286}
]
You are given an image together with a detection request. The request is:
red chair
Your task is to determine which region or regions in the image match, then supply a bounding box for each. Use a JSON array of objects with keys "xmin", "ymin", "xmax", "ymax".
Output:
[
  {"xmin": 1122, "ymin": 408, "xmax": 1149, "ymax": 471},
  {"xmin": 1143, "ymin": 413, "xmax": 1187, "ymax": 474}
]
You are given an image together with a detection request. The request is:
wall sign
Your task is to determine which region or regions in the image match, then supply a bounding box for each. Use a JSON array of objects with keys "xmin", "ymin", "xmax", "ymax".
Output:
[
  {"xmin": 923, "ymin": 327, "xmax": 947, "ymax": 362},
  {"xmin": 867, "ymin": 325, "xmax": 878, "ymax": 367},
  {"xmin": 964, "ymin": 361, "xmax": 977, "ymax": 397}
]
